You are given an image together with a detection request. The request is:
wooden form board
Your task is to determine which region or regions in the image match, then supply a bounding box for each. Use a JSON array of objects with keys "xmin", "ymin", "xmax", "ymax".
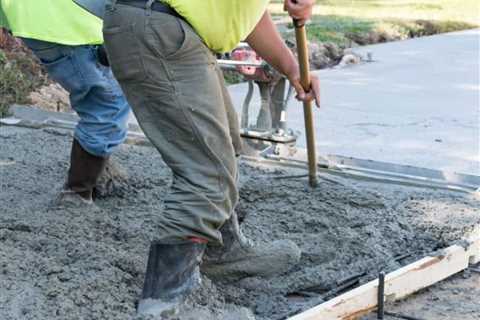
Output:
[{"xmin": 288, "ymin": 235, "xmax": 480, "ymax": 320}]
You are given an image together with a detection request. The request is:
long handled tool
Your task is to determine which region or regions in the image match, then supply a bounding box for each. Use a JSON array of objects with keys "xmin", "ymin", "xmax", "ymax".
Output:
[{"xmin": 294, "ymin": 19, "xmax": 318, "ymax": 187}]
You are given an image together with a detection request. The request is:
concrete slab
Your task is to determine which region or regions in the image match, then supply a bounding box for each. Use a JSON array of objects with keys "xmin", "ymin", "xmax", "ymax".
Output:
[{"xmin": 228, "ymin": 29, "xmax": 480, "ymax": 175}]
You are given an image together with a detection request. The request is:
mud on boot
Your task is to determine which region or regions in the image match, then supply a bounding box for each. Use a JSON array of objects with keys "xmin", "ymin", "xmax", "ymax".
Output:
[
  {"xmin": 94, "ymin": 158, "xmax": 130, "ymax": 198},
  {"xmin": 53, "ymin": 139, "xmax": 107, "ymax": 209},
  {"xmin": 202, "ymin": 212, "xmax": 301, "ymax": 281},
  {"xmin": 54, "ymin": 188, "xmax": 96, "ymax": 208},
  {"xmin": 137, "ymin": 241, "xmax": 206, "ymax": 316}
]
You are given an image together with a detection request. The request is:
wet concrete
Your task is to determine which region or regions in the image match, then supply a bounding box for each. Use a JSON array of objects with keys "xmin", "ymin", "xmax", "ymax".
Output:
[{"xmin": 0, "ymin": 126, "xmax": 479, "ymax": 319}]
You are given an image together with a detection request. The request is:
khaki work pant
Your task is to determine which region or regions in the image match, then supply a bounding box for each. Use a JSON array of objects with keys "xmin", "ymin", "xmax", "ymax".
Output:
[{"xmin": 103, "ymin": 3, "xmax": 242, "ymax": 244}]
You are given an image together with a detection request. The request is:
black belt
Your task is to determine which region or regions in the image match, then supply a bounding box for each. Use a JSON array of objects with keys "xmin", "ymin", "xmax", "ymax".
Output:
[{"xmin": 117, "ymin": 0, "xmax": 182, "ymax": 19}]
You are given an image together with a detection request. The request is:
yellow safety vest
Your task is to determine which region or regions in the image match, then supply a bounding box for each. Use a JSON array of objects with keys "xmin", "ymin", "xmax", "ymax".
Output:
[{"xmin": 0, "ymin": 0, "xmax": 103, "ymax": 45}]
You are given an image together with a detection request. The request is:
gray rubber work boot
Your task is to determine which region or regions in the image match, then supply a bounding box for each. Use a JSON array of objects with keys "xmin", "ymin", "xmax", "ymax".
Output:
[
  {"xmin": 202, "ymin": 212, "xmax": 301, "ymax": 281},
  {"xmin": 137, "ymin": 241, "xmax": 206, "ymax": 316},
  {"xmin": 56, "ymin": 139, "xmax": 108, "ymax": 206}
]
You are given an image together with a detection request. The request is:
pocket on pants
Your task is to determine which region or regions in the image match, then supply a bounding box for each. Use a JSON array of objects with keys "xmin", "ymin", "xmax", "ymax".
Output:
[
  {"xmin": 146, "ymin": 16, "xmax": 189, "ymax": 59},
  {"xmin": 103, "ymin": 24, "xmax": 147, "ymax": 82},
  {"xmin": 30, "ymin": 47, "xmax": 70, "ymax": 65},
  {"xmin": 138, "ymin": 82, "xmax": 195, "ymax": 143},
  {"xmin": 31, "ymin": 50, "xmax": 86, "ymax": 94}
]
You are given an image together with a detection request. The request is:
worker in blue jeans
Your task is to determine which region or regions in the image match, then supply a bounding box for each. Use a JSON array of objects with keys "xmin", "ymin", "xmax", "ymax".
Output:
[{"xmin": 1, "ymin": 1, "xmax": 130, "ymax": 205}]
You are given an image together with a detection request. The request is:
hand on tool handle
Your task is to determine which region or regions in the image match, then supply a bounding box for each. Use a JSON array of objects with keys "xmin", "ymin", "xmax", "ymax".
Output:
[
  {"xmin": 284, "ymin": 0, "xmax": 320, "ymax": 108},
  {"xmin": 284, "ymin": 0, "xmax": 315, "ymax": 26},
  {"xmin": 286, "ymin": 66, "xmax": 321, "ymax": 109},
  {"xmin": 245, "ymin": 10, "xmax": 320, "ymax": 109}
]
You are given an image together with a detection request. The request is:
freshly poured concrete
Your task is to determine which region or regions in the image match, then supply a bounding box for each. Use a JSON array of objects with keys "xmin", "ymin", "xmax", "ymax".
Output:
[
  {"xmin": 1, "ymin": 126, "xmax": 479, "ymax": 319},
  {"xmin": 229, "ymin": 29, "xmax": 480, "ymax": 176}
]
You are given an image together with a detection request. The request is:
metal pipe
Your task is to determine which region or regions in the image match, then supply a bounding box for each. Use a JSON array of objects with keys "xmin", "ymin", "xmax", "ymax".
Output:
[
  {"xmin": 377, "ymin": 271, "xmax": 385, "ymax": 319},
  {"xmin": 384, "ymin": 311, "xmax": 427, "ymax": 320},
  {"xmin": 217, "ymin": 59, "xmax": 264, "ymax": 67}
]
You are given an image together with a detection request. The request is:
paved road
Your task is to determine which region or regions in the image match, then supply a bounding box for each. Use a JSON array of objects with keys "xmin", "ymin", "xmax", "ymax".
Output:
[{"xmin": 229, "ymin": 29, "xmax": 480, "ymax": 175}]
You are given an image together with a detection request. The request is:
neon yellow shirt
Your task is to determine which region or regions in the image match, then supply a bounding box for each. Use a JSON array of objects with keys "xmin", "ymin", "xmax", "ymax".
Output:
[
  {"xmin": 0, "ymin": 4, "xmax": 8, "ymax": 29},
  {"xmin": 162, "ymin": 0, "xmax": 270, "ymax": 53},
  {"xmin": 0, "ymin": 0, "xmax": 103, "ymax": 45}
]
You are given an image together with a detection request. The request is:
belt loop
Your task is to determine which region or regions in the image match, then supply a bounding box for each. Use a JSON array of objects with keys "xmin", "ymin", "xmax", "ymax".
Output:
[
  {"xmin": 146, "ymin": 0, "xmax": 155, "ymax": 16},
  {"xmin": 106, "ymin": 0, "xmax": 118, "ymax": 12}
]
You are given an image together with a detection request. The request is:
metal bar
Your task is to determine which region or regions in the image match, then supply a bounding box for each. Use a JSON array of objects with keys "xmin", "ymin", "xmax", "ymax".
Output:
[
  {"xmin": 217, "ymin": 59, "xmax": 264, "ymax": 67},
  {"xmin": 321, "ymin": 277, "xmax": 362, "ymax": 300},
  {"xmin": 469, "ymin": 267, "xmax": 480, "ymax": 273},
  {"xmin": 241, "ymin": 81, "xmax": 254, "ymax": 128},
  {"xmin": 377, "ymin": 271, "xmax": 385, "ymax": 319},
  {"xmin": 272, "ymin": 174, "xmax": 309, "ymax": 180},
  {"xmin": 394, "ymin": 253, "xmax": 412, "ymax": 262},
  {"xmin": 326, "ymin": 154, "xmax": 480, "ymax": 188},
  {"xmin": 241, "ymin": 155, "xmax": 477, "ymax": 193},
  {"xmin": 384, "ymin": 311, "xmax": 427, "ymax": 320}
]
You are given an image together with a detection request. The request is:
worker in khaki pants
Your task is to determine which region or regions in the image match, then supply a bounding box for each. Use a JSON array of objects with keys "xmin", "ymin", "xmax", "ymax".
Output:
[{"xmin": 103, "ymin": 0, "xmax": 320, "ymax": 315}]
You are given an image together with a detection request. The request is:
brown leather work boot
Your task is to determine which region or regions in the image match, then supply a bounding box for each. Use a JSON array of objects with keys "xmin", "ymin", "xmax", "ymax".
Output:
[{"xmin": 56, "ymin": 139, "xmax": 108, "ymax": 206}]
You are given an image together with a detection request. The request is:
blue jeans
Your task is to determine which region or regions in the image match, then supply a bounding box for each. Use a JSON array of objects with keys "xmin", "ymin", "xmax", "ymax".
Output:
[{"xmin": 22, "ymin": 38, "xmax": 130, "ymax": 157}]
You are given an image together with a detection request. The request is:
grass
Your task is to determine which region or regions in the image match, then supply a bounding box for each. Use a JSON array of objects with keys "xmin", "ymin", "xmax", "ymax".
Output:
[
  {"xmin": 271, "ymin": 0, "xmax": 480, "ymax": 25},
  {"xmin": 272, "ymin": 0, "xmax": 479, "ymax": 47},
  {"xmin": 298, "ymin": 16, "xmax": 476, "ymax": 47},
  {"xmin": 297, "ymin": 15, "xmax": 374, "ymax": 46}
]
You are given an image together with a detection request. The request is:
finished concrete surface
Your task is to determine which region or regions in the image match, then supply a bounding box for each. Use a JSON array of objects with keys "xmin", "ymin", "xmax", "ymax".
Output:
[{"xmin": 229, "ymin": 29, "xmax": 480, "ymax": 175}]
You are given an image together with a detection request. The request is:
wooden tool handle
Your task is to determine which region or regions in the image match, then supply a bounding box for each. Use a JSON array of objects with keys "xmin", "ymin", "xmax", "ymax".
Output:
[
  {"xmin": 294, "ymin": 23, "xmax": 311, "ymax": 94},
  {"xmin": 294, "ymin": 22, "xmax": 318, "ymax": 188}
]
